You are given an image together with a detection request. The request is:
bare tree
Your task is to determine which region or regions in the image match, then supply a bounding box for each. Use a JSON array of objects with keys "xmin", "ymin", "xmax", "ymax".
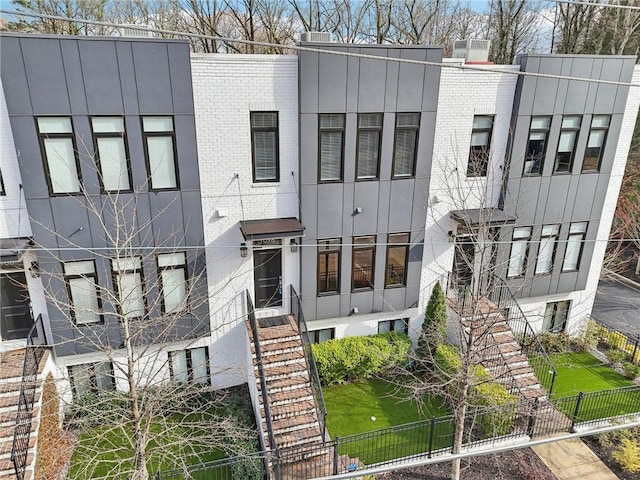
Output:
[{"xmin": 488, "ymin": 0, "xmax": 544, "ymax": 64}]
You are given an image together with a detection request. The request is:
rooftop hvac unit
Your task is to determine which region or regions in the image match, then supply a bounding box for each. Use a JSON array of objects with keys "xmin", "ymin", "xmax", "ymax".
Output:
[
  {"xmin": 117, "ymin": 25, "xmax": 155, "ymax": 38},
  {"xmin": 300, "ymin": 31, "xmax": 333, "ymax": 43},
  {"xmin": 453, "ymin": 39, "xmax": 491, "ymax": 62}
]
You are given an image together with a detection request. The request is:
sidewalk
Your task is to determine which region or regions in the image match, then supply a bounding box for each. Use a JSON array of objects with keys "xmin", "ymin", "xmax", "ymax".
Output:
[{"xmin": 532, "ymin": 438, "xmax": 618, "ymax": 480}]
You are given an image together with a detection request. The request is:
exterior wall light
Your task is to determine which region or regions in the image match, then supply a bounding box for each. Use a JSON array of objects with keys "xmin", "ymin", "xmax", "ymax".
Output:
[
  {"xmin": 290, "ymin": 239, "xmax": 298, "ymax": 253},
  {"xmin": 240, "ymin": 243, "xmax": 248, "ymax": 258}
]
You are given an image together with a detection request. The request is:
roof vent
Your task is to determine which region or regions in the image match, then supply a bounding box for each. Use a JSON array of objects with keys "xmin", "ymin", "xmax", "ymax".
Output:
[
  {"xmin": 300, "ymin": 31, "xmax": 333, "ymax": 43},
  {"xmin": 116, "ymin": 25, "xmax": 155, "ymax": 38},
  {"xmin": 453, "ymin": 39, "xmax": 490, "ymax": 62}
]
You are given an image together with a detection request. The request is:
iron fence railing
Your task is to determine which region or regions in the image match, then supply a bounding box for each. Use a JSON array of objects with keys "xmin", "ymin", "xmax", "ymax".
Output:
[
  {"xmin": 592, "ymin": 316, "xmax": 640, "ymax": 364},
  {"xmin": 11, "ymin": 314, "xmax": 47, "ymax": 480}
]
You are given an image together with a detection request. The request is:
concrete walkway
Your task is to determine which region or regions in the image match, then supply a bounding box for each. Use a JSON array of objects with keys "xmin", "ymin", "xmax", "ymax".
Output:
[{"xmin": 532, "ymin": 438, "xmax": 618, "ymax": 480}]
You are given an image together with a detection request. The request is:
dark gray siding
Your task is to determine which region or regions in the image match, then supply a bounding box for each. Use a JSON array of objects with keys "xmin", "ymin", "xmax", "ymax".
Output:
[
  {"xmin": 0, "ymin": 35, "xmax": 207, "ymax": 356},
  {"xmin": 299, "ymin": 44, "xmax": 442, "ymax": 321}
]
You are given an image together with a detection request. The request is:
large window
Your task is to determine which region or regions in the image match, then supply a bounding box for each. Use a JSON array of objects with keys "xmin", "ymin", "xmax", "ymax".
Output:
[
  {"xmin": 68, "ymin": 362, "xmax": 115, "ymax": 398},
  {"xmin": 319, "ymin": 114, "xmax": 345, "ymax": 182},
  {"xmin": 535, "ymin": 225, "xmax": 560, "ymax": 275},
  {"xmin": 352, "ymin": 236, "xmax": 376, "ymax": 290},
  {"xmin": 158, "ymin": 252, "xmax": 187, "ymax": 313},
  {"xmin": 393, "ymin": 113, "xmax": 420, "ymax": 177},
  {"xmin": 309, "ymin": 328, "xmax": 334, "ymax": 344},
  {"xmin": 507, "ymin": 226, "xmax": 532, "ymax": 278},
  {"xmin": 582, "ymin": 115, "xmax": 610, "ymax": 172},
  {"xmin": 356, "ymin": 113, "xmax": 383, "ymax": 180},
  {"xmin": 562, "ymin": 222, "xmax": 588, "ymax": 271},
  {"xmin": 554, "ymin": 115, "xmax": 581, "ymax": 173},
  {"xmin": 385, "ymin": 233, "xmax": 409, "ymax": 287},
  {"xmin": 112, "ymin": 257, "xmax": 145, "ymax": 319},
  {"xmin": 543, "ymin": 301, "xmax": 570, "ymax": 333},
  {"xmin": 250, "ymin": 112, "xmax": 279, "ymax": 182},
  {"xmin": 169, "ymin": 347, "xmax": 209, "ymax": 385},
  {"xmin": 92, "ymin": 117, "xmax": 131, "ymax": 191},
  {"xmin": 467, "ymin": 115, "xmax": 493, "ymax": 177},
  {"xmin": 523, "ymin": 116, "xmax": 551, "ymax": 176},
  {"xmin": 64, "ymin": 260, "xmax": 102, "ymax": 325},
  {"xmin": 37, "ymin": 117, "xmax": 81, "ymax": 194},
  {"xmin": 142, "ymin": 116, "xmax": 177, "ymax": 189},
  {"xmin": 378, "ymin": 318, "xmax": 408, "ymax": 334},
  {"xmin": 318, "ymin": 239, "xmax": 340, "ymax": 294}
]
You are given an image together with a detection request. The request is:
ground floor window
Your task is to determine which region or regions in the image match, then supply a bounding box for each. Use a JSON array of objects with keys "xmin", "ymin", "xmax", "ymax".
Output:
[
  {"xmin": 309, "ymin": 328, "xmax": 335, "ymax": 344},
  {"xmin": 543, "ymin": 301, "xmax": 570, "ymax": 333},
  {"xmin": 378, "ymin": 318, "xmax": 408, "ymax": 334},
  {"xmin": 68, "ymin": 362, "xmax": 115, "ymax": 398},
  {"xmin": 169, "ymin": 347, "xmax": 210, "ymax": 385}
]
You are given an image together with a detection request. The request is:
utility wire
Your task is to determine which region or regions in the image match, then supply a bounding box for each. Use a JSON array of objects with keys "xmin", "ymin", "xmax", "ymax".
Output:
[{"xmin": 548, "ymin": 0, "xmax": 640, "ymax": 11}]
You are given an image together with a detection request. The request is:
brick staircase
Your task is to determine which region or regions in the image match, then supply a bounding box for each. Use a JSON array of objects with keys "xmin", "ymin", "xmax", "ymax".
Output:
[{"xmin": 0, "ymin": 349, "xmax": 48, "ymax": 480}]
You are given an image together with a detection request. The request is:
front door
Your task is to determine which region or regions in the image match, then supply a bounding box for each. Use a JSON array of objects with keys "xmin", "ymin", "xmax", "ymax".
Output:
[
  {"xmin": 0, "ymin": 271, "xmax": 33, "ymax": 340},
  {"xmin": 253, "ymin": 249, "xmax": 282, "ymax": 308},
  {"xmin": 453, "ymin": 238, "xmax": 475, "ymax": 290}
]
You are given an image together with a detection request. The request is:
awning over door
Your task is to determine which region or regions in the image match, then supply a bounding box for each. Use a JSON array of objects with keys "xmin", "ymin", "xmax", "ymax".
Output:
[
  {"xmin": 0, "ymin": 237, "xmax": 33, "ymax": 264},
  {"xmin": 239, "ymin": 218, "xmax": 305, "ymax": 241},
  {"xmin": 450, "ymin": 209, "xmax": 515, "ymax": 227}
]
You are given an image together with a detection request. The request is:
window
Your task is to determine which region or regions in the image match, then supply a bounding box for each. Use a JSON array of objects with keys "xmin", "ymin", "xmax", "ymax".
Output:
[
  {"xmin": 356, "ymin": 113, "xmax": 383, "ymax": 180},
  {"xmin": 111, "ymin": 257, "xmax": 145, "ymax": 319},
  {"xmin": 378, "ymin": 318, "xmax": 408, "ymax": 334},
  {"xmin": 523, "ymin": 116, "xmax": 551, "ymax": 176},
  {"xmin": 37, "ymin": 117, "xmax": 81, "ymax": 194},
  {"xmin": 507, "ymin": 227, "xmax": 532, "ymax": 278},
  {"xmin": 554, "ymin": 116, "xmax": 581, "ymax": 173},
  {"xmin": 68, "ymin": 362, "xmax": 115, "ymax": 398},
  {"xmin": 318, "ymin": 239, "xmax": 340, "ymax": 294},
  {"xmin": 319, "ymin": 114, "xmax": 345, "ymax": 182},
  {"xmin": 158, "ymin": 252, "xmax": 187, "ymax": 313},
  {"xmin": 352, "ymin": 236, "xmax": 376, "ymax": 290},
  {"xmin": 385, "ymin": 233, "xmax": 409, "ymax": 287},
  {"xmin": 535, "ymin": 225, "xmax": 560, "ymax": 275},
  {"xmin": 92, "ymin": 117, "xmax": 131, "ymax": 191},
  {"xmin": 142, "ymin": 116, "xmax": 177, "ymax": 189},
  {"xmin": 250, "ymin": 112, "xmax": 279, "ymax": 182},
  {"xmin": 0, "ymin": 168, "xmax": 5, "ymax": 195},
  {"xmin": 169, "ymin": 347, "xmax": 209, "ymax": 385},
  {"xmin": 309, "ymin": 328, "xmax": 334, "ymax": 344},
  {"xmin": 467, "ymin": 115, "xmax": 493, "ymax": 177},
  {"xmin": 393, "ymin": 113, "xmax": 420, "ymax": 177},
  {"xmin": 582, "ymin": 115, "xmax": 610, "ymax": 172},
  {"xmin": 562, "ymin": 222, "xmax": 588, "ymax": 271},
  {"xmin": 543, "ymin": 301, "xmax": 570, "ymax": 333},
  {"xmin": 64, "ymin": 260, "xmax": 102, "ymax": 325}
]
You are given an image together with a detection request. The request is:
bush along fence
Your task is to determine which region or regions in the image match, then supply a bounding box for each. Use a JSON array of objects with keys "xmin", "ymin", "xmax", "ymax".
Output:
[
  {"xmin": 154, "ymin": 385, "xmax": 640, "ymax": 480},
  {"xmin": 592, "ymin": 316, "xmax": 640, "ymax": 365}
]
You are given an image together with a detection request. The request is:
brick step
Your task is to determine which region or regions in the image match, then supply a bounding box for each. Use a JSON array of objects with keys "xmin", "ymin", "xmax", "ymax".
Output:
[
  {"xmin": 256, "ymin": 321, "xmax": 298, "ymax": 339},
  {"xmin": 488, "ymin": 323, "xmax": 511, "ymax": 334},
  {"xmin": 267, "ymin": 415, "xmax": 320, "ymax": 435},
  {"xmin": 262, "ymin": 362, "xmax": 307, "ymax": 379},
  {"xmin": 259, "ymin": 376, "xmax": 310, "ymax": 392},
  {"xmin": 0, "ymin": 470, "xmax": 32, "ymax": 480},
  {"xmin": 269, "ymin": 387, "xmax": 313, "ymax": 406},
  {"xmin": 0, "ymin": 435, "xmax": 35, "ymax": 455},
  {"xmin": 0, "ymin": 382, "xmax": 23, "ymax": 397},
  {"xmin": 519, "ymin": 388, "xmax": 547, "ymax": 401},
  {"xmin": 0, "ymin": 396, "xmax": 20, "ymax": 411},
  {"xmin": 0, "ymin": 421, "xmax": 37, "ymax": 441},
  {"xmin": 483, "ymin": 353, "xmax": 528, "ymax": 368},
  {"xmin": 259, "ymin": 335, "xmax": 300, "ymax": 346},
  {"xmin": 275, "ymin": 427, "xmax": 324, "ymax": 449},
  {"xmin": 258, "ymin": 350, "xmax": 305, "ymax": 367},
  {"xmin": 267, "ymin": 401, "xmax": 316, "ymax": 421},
  {"xmin": 257, "ymin": 340, "xmax": 303, "ymax": 355}
]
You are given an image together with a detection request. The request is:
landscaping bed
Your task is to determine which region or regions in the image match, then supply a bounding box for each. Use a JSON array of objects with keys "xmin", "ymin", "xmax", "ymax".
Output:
[{"xmin": 583, "ymin": 434, "xmax": 640, "ymax": 480}]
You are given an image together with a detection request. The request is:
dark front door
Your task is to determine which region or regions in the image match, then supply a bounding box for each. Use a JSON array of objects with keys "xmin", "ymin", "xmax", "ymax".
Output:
[
  {"xmin": 253, "ymin": 249, "xmax": 282, "ymax": 308},
  {"xmin": 453, "ymin": 238, "xmax": 475, "ymax": 289},
  {"xmin": 1, "ymin": 271, "xmax": 33, "ymax": 340}
]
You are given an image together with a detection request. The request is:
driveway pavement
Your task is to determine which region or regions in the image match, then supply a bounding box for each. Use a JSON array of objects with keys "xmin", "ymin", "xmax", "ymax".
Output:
[{"xmin": 592, "ymin": 278, "xmax": 640, "ymax": 336}]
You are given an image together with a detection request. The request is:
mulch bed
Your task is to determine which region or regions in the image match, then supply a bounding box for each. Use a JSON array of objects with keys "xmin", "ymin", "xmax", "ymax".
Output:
[
  {"xmin": 583, "ymin": 435, "xmax": 640, "ymax": 480},
  {"xmin": 378, "ymin": 448, "xmax": 557, "ymax": 480}
]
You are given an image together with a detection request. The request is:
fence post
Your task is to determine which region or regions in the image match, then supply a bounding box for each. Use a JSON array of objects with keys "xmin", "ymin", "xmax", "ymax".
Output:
[
  {"xmin": 527, "ymin": 398, "xmax": 539, "ymax": 437},
  {"xmin": 571, "ymin": 392, "xmax": 584, "ymax": 432},
  {"xmin": 333, "ymin": 437, "xmax": 339, "ymax": 475},
  {"xmin": 428, "ymin": 417, "xmax": 436, "ymax": 458},
  {"xmin": 633, "ymin": 339, "xmax": 639, "ymax": 365}
]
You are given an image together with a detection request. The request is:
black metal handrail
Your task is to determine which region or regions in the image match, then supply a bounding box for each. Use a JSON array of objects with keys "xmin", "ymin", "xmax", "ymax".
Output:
[
  {"xmin": 11, "ymin": 314, "xmax": 47, "ymax": 480},
  {"xmin": 290, "ymin": 285, "xmax": 328, "ymax": 440}
]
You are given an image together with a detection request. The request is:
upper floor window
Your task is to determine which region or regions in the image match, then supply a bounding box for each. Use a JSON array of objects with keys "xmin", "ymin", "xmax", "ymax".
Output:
[
  {"xmin": 0, "ymin": 168, "xmax": 5, "ymax": 196},
  {"xmin": 467, "ymin": 115, "xmax": 493, "ymax": 177},
  {"xmin": 543, "ymin": 300, "xmax": 570, "ymax": 333},
  {"xmin": 562, "ymin": 222, "xmax": 588, "ymax": 271},
  {"xmin": 68, "ymin": 362, "xmax": 115, "ymax": 398},
  {"xmin": 169, "ymin": 347, "xmax": 209, "ymax": 385},
  {"xmin": 250, "ymin": 112, "xmax": 279, "ymax": 182},
  {"xmin": 158, "ymin": 252, "xmax": 187, "ymax": 313},
  {"xmin": 91, "ymin": 117, "xmax": 131, "ymax": 192},
  {"xmin": 535, "ymin": 224, "xmax": 560, "ymax": 275},
  {"xmin": 142, "ymin": 116, "xmax": 177, "ymax": 190},
  {"xmin": 112, "ymin": 257, "xmax": 145, "ymax": 319},
  {"xmin": 64, "ymin": 260, "xmax": 102, "ymax": 325},
  {"xmin": 378, "ymin": 318, "xmax": 408, "ymax": 334},
  {"xmin": 356, "ymin": 113, "xmax": 383, "ymax": 180},
  {"xmin": 393, "ymin": 113, "xmax": 420, "ymax": 177},
  {"xmin": 385, "ymin": 233, "xmax": 409, "ymax": 287},
  {"xmin": 352, "ymin": 236, "xmax": 376, "ymax": 290},
  {"xmin": 37, "ymin": 117, "xmax": 81, "ymax": 194},
  {"xmin": 582, "ymin": 115, "xmax": 610, "ymax": 172},
  {"xmin": 554, "ymin": 115, "xmax": 581, "ymax": 174},
  {"xmin": 318, "ymin": 239, "xmax": 340, "ymax": 294},
  {"xmin": 507, "ymin": 226, "xmax": 532, "ymax": 278},
  {"xmin": 523, "ymin": 116, "xmax": 551, "ymax": 176},
  {"xmin": 319, "ymin": 114, "xmax": 344, "ymax": 182},
  {"xmin": 309, "ymin": 328, "xmax": 334, "ymax": 344}
]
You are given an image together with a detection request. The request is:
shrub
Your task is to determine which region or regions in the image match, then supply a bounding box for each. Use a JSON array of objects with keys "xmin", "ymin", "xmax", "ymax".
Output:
[
  {"xmin": 623, "ymin": 362, "xmax": 640, "ymax": 380},
  {"xmin": 606, "ymin": 349, "xmax": 628, "ymax": 365},
  {"xmin": 573, "ymin": 319, "xmax": 599, "ymax": 352},
  {"xmin": 312, "ymin": 332, "xmax": 411, "ymax": 385},
  {"xmin": 473, "ymin": 382, "xmax": 517, "ymax": 437},
  {"xmin": 612, "ymin": 438, "xmax": 640, "ymax": 473},
  {"xmin": 536, "ymin": 332, "xmax": 570, "ymax": 353},
  {"xmin": 417, "ymin": 282, "xmax": 448, "ymax": 358}
]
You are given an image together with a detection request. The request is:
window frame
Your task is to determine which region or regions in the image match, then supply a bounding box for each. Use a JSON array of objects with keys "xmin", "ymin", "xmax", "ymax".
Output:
[
  {"xmin": 0, "ymin": 168, "xmax": 5, "ymax": 196},
  {"xmin": 352, "ymin": 235, "xmax": 376, "ymax": 291},
  {"xmin": 157, "ymin": 252, "xmax": 188, "ymax": 314},
  {"xmin": 562, "ymin": 222, "xmax": 588, "ymax": 272},
  {"xmin": 91, "ymin": 116, "xmax": 132, "ymax": 193},
  {"xmin": 535, "ymin": 224, "xmax": 560, "ymax": 275},
  {"xmin": 68, "ymin": 362, "xmax": 115, "ymax": 399},
  {"xmin": 581, "ymin": 115, "xmax": 610, "ymax": 173},
  {"xmin": 467, "ymin": 115, "xmax": 494, "ymax": 177},
  {"xmin": 169, "ymin": 346, "xmax": 210, "ymax": 385},
  {"xmin": 318, "ymin": 114, "xmax": 345, "ymax": 183},
  {"xmin": 309, "ymin": 328, "xmax": 335, "ymax": 344},
  {"xmin": 553, "ymin": 115, "xmax": 581, "ymax": 174},
  {"xmin": 36, "ymin": 116, "xmax": 82, "ymax": 195},
  {"xmin": 392, "ymin": 112, "xmax": 420, "ymax": 178},
  {"xmin": 111, "ymin": 257, "xmax": 146, "ymax": 320},
  {"xmin": 378, "ymin": 318, "xmax": 409, "ymax": 334},
  {"xmin": 250, "ymin": 111, "xmax": 280, "ymax": 183},
  {"xmin": 317, "ymin": 239, "xmax": 341, "ymax": 295},
  {"xmin": 385, "ymin": 233, "xmax": 409, "ymax": 288},
  {"xmin": 523, "ymin": 116, "xmax": 552, "ymax": 176},
  {"xmin": 356, "ymin": 113, "xmax": 383, "ymax": 181},
  {"xmin": 543, "ymin": 300, "xmax": 571, "ymax": 333},
  {"xmin": 64, "ymin": 260, "xmax": 103, "ymax": 325},
  {"xmin": 507, "ymin": 226, "xmax": 532, "ymax": 278},
  {"xmin": 141, "ymin": 116, "xmax": 179, "ymax": 191}
]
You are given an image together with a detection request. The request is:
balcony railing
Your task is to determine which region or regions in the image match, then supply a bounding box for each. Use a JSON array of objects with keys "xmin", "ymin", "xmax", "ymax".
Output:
[{"xmin": 352, "ymin": 266, "xmax": 373, "ymax": 289}]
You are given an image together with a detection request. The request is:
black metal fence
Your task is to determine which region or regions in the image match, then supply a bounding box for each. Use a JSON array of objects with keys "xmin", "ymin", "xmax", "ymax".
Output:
[
  {"xmin": 11, "ymin": 314, "xmax": 48, "ymax": 480},
  {"xmin": 592, "ymin": 316, "xmax": 640, "ymax": 365}
]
